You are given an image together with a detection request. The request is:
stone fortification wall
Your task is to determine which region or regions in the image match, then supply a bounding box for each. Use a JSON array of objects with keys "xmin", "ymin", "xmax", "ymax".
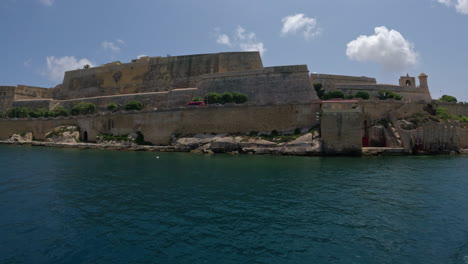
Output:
[
  {"xmin": 49, "ymin": 88, "xmax": 197, "ymax": 111},
  {"xmin": 0, "ymin": 86, "xmax": 16, "ymax": 112},
  {"xmin": 56, "ymin": 52, "xmax": 263, "ymax": 100},
  {"xmin": 432, "ymin": 101, "xmax": 468, "ymax": 117},
  {"xmin": 336, "ymin": 84, "xmax": 432, "ymax": 102},
  {"xmin": 14, "ymin": 85, "xmax": 53, "ymax": 100},
  {"xmin": 197, "ymin": 65, "xmax": 318, "ymax": 105},
  {"xmin": 311, "ymin": 73, "xmax": 376, "ymax": 90},
  {"xmin": 0, "ymin": 103, "xmax": 319, "ymax": 145},
  {"xmin": 13, "ymin": 99, "xmax": 52, "ymax": 110},
  {"xmin": 321, "ymin": 108, "xmax": 362, "ymax": 155}
]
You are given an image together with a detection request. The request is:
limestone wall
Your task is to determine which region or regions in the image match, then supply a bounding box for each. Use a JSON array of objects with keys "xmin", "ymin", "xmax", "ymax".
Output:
[
  {"xmin": 0, "ymin": 86, "xmax": 15, "ymax": 112},
  {"xmin": 311, "ymin": 74, "xmax": 376, "ymax": 90},
  {"xmin": 56, "ymin": 52, "xmax": 263, "ymax": 100},
  {"xmin": 197, "ymin": 65, "xmax": 318, "ymax": 105},
  {"xmin": 13, "ymin": 99, "xmax": 52, "ymax": 110},
  {"xmin": 432, "ymin": 101, "xmax": 468, "ymax": 116},
  {"xmin": 321, "ymin": 109, "xmax": 362, "ymax": 155},
  {"xmin": 0, "ymin": 103, "xmax": 320, "ymax": 145},
  {"xmin": 14, "ymin": 85, "xmax": 53, "ymax": 100},
  {"xmin": 336, "ymin": 84, "xmax": 432, "ymax": 102},
  {"xmin": 50, "ymin": 88, "xmax": 197, "ymax": 111}
]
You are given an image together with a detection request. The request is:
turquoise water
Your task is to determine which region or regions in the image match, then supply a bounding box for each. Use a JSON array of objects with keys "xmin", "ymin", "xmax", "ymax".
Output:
[{"xmin": 1, "ymin": 145, "xmax": 468, "ymax": 264}]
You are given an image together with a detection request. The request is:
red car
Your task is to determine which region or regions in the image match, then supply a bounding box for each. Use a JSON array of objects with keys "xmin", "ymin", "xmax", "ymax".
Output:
[{"xmin": 186, "ymin": 101, "xmax": 206, "ymax": 107}]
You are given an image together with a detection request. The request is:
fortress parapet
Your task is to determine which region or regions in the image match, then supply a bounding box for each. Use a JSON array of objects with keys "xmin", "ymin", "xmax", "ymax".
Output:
[{"xmin": 311, "ymin": 73, "xmax": 432, "ymax": 102}]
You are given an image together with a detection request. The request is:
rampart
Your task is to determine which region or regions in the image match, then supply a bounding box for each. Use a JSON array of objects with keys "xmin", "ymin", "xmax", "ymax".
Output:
[
  {"xmin": 56, "ymin": 52, "xmax": 264, "ymax": 100},
  {"xmin": 0, "ymin": 103, "xmax": 320, "ymax": 145},
  {"xmin": 197, "ymin": 65, "xmax": 318, "ymax": 104}
]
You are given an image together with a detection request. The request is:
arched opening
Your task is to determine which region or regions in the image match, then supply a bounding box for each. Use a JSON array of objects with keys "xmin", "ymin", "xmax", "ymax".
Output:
[
  {"xmin": 83, "ymin": 131, "xmax": 88, "ymax": 142},
  {"xmin": 136, "ymin": 131, "xmax": 144, "ymax": 145},
  {"xmin": 405, "ymin": 80, "xmax": 412, "ymax": 86}
]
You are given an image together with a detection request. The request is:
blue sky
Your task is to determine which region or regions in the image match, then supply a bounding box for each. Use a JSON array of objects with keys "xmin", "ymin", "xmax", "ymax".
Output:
[{"xmin": 1, "ymin": 0, "xmax": 467, "ymax": 101}]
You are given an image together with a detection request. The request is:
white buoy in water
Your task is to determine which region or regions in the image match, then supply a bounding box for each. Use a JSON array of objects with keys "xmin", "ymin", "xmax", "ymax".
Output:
[{"xmin": 156, "ymin": 156, "xmax": 160, "ymax": 159}]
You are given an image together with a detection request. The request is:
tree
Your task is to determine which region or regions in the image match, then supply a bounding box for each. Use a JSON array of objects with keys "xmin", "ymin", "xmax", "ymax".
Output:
[
  {"xmin": 313, "ymin": 83, "xmax": 325, "ymax": 99},
  {"xmin": 204, "ymin": 92, "xmax": 221, "ymax": 104},
  {"xmin": 220, "ymin": 92, "xmax": 234, "ymax": 104},
  {"xmin": 354, "ymin": 91, "xmax": 370, "ymax": 100},
  {"xmin": 107, "ymin": 103, "xmax": 119, "ymax": 112},
  {"xmin": 125, "ymin": 100, "xmax": 144, "ymax": 111},
  {"xmin": 378, "ymin": 90, "xmax": 402, "ymax": 100},
  {"xmin": 71, "ymin": 102, "xmax": 96, "ymax": 115},
  {"xmin": 232, "ymin": 92, "xmax": 248, "ymax": 104},
  {"xmin": 7, "ymin": 107, "xmax": 30, "ymax": 118},
  {"xmin": 192, "ymin": 97, "xmax": 204, "ymax": 102},
  {"xmin": 49, "ymin": 106, "xmax": 69, "ymax": 117},
  {"xmin": 440, "ymin": 95, "xmax": 457, "ymax": 103},
  {"xmin": 322, "ymin": 91, "xmax": 345, "ymax": 100}
]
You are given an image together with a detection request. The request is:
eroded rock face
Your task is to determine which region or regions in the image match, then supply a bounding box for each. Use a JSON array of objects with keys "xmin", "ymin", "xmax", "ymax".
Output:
[
  {"xmin": 45, "ymin": 126, "xmax": 80, "ymax": 143},
  {"xmin": 7, "ymin": 132, "xmax": 33, "ymax": 142}
]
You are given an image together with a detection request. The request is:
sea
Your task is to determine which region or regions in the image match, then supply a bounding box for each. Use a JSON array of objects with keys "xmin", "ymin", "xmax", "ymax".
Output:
[{"xmin": 1, "ymin": 145, "xmax": 468, "ymax": 264}]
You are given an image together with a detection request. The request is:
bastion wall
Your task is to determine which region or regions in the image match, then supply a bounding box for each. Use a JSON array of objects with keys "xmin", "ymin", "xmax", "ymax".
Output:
[
  {"xmin": 56, "ymin": 52, "xmax": 264, "ymax": 100},
  {"xmin": 0, "ymin": 103, "xmax": 320, "ymax": 145}
]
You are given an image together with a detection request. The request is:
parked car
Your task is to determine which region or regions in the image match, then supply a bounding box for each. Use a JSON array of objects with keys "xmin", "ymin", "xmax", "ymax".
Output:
[{"xmin": 186, "ymin": 101, "xmax": 206, "ymax": 107}]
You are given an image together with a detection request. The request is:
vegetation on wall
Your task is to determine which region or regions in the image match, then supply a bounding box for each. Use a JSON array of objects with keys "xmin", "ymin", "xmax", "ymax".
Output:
[
  {"xmin": 71, "ymin": 102, "xmax": 96, "ymax": 115},
  {"xmin": 203, "ymin": 92, "xmax": 248, "ymax": 104},
  {"xmin": 439, "ymin": 95, "xmax": 457, "ymax": 103},
  {"xmin": 107, "ymin": 103, "xmax": 119, "ymax": 112},
  {"xmin": 322, "ymin": 91, "xmax": 345, "ymax": 100},
  {"xmin": 436, "ymin": 107, "xmax": 468, "ymax": 122},
  {"xmin": 378, "ymin": 90, "xmax": 402, "ymax": 100},
  {"xmin": 6, "ymin": 106, "xmax": 70, "ymax": 118},
  {"xmin": 124, "ymin": 100, "xmax": 144, "ymax": 111},
  {"xmin": 354, "ymin": 91, "xmax": 370, "ymax": 100},
  {"xmin": 313, "ymin": 83, "xmax": 325, "ymax": 99},
  {"xmin": 192, "ymin": 97, "xmax": 204, "ymax": 102}
]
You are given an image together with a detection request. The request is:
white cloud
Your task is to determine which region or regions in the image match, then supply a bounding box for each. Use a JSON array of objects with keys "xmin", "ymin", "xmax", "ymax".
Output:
[
  {"xmin": 214, "ymin": 26, "xmax": 266, "ymax": 56},
  {"xmin": 39, "ymin": 0, "xmax": 54, "ymax": 6},
  {"xmin": 281, "ymin": 13, "xmax": 321, "ymax": 40},
  {"xmin": 346, "ymin": 26, "xmax": 418, "ymax": 71},
  {"xmin": 137, "ymin": 54, "xmax": 148, "ymax": 59},
  {"xmin": 216, "ymin": 34, "xmax": 232, "ymax": 46},
  {"xmin": 436, "ymin": 0, "xmax": 468, "ymax": 14},
  {"xmin": 456, "ymin": 0, "xmax": 468, "ymax": 13},
  {"xmin": 45, "ymin": 56, "xmax": 93, "ymax": 83},
  {"xmin": 437, "ymin": 0, "xmax": 452, "ymax": 6},
  {"xmin": 101, "ymin": 41, "xmax": 121, "ymax": 53}
]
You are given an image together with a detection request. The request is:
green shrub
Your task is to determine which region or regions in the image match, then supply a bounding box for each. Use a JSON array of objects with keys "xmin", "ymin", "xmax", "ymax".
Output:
[
  {"xmin": 220, "ymin": 92, "xmax": 234, "ymax": 104},
  {"xmin": 124, "ymin": 100, "xmax": 143, "ymax": 111},
  {"xmin": 294, "ymin": 128, "xmax": 301, "ymax": 135},
  {"xmin": 313, "ymin": 83, "xmax": 325, "ymax": 99},
  {"xmin": 354, "ymin": 91, "xmax": 370, "ymax": 100},
  {"xmin": 378, "ymin": 90, "xmax": 402, "ymax": 100},
  {"xmin": 50, "ymin": 106, "xmax": 69, "ymax": 117},
  {"xmin": 439, "ymin": 95, "xmax": 457, "ymax": 103},
  {"xmin": 204, "ymin": 92, "xmax": 221, "ymax": 104},
  {"xmin": 107, "ymin": 103, "xmax": 119, "ymax": 112},
  {"xmin": 192, "ymin": 97, "xmax": 204, "ymax": 102},
  {"xmin": 232, "ymin": 92, "xmax": 248, "ymax": 104},
  {"xmin": 71, "ymin": 102, "xmax": 96, "ymax": 115},
  {"xmin": 436, "ymin": 107, "xmax": 450, "ymax": 120},
  {"xmin": 345, "ymin": 95, "xmax": 354, "ymax": 100},
  {"xmin": 7, "ymin": 107, "xmax": 30, "ymax": 118},
  {"xmin": 0, "ymin": 112, "xmax": 5, "ymax": 118},
  {"xmin": 322, "ymin": 91, "xmax": 345, "ymax": 100}
]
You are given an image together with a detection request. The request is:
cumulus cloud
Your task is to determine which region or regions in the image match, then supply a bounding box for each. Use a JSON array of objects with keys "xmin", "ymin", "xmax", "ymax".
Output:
[
  {"xmin": 281, "ymin": 13, "xmax": 321, "ymax": 39},
  {"xmin": 137, "ymin": 54, "xmax": 148, "ymax": 59},
  {"xmin": 436, "ymin": 0, "xmax": 468, "ymax": 14},
  {"xmin": 39, "ymin": 0, "xmax": 54, "ymax": 6},
  {"xmin": 346, "ymin": 26, "xmax": 418, "ymax": 71},
  {"xmin": 45, "ymin": 56, "xmax": 93, "ymax": 83},
  {"xmin": 101, "ymin": 41, "xmax": 121, "ymax": 53},
  {"xmin": 216, "ymin": 34, "xmax": 232, "ymax": 46},
  {"xmin": 214, "ymin": 26, "xmax": 266, "ymax": 56}
]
